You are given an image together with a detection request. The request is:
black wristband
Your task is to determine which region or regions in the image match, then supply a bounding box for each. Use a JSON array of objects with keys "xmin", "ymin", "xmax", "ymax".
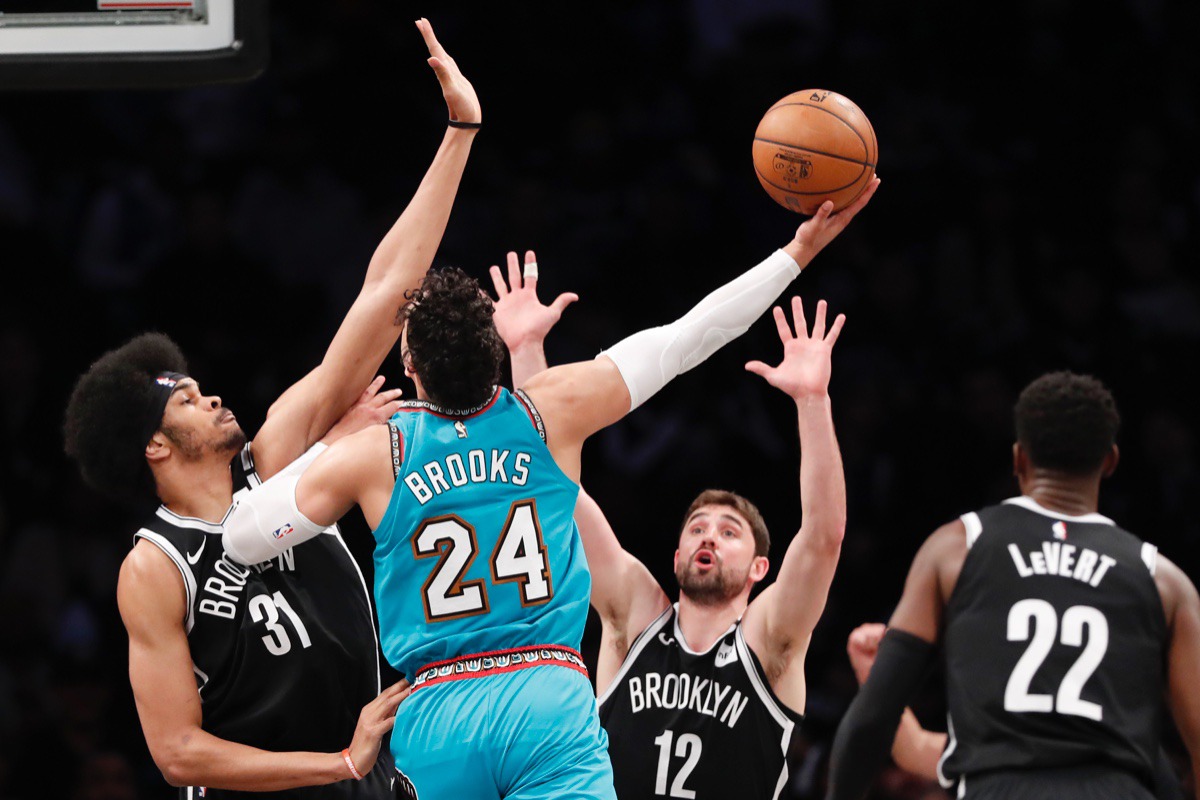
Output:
[{"xmin": 448, "ymin": 119, "xmax": 481, "ymax": 129}]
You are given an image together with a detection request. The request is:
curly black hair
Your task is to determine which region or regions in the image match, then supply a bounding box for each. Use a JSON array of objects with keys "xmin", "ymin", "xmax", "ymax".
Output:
[
  {"xmin": 403, "ymin": 266, "xmax": 504, "ymax": 410},
  {"xmin": 63, "ymin": 332, "xmax": 188, "ymax": 504},
  {"xmin": 1014, "ymin": 370, "xmax": 1120, "ymax": 475}
]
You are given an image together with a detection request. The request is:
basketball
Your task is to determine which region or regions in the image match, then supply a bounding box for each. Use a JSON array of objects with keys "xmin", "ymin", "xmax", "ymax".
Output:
[{"xmin": 752, "ymin": 89, "xmax": 878, "ymax": 215}]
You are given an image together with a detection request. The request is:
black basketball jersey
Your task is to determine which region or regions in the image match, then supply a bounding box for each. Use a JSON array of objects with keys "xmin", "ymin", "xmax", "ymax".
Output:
[
  {"xmin": 132, "ymin": 444, "xmax": 396, "ymax": 799},
  {"xmin": 598, "ymin": 605, "xmax": 805, "ymax": 800},
  {"xmin": 938, "ymin": 496, "xmax": 1167, "ymax": 795}
]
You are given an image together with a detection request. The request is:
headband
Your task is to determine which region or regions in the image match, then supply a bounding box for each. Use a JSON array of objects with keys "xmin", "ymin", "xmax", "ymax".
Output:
[{"xmin": 139, "ymin": 371, "xmax": 188, "ymax": 447}]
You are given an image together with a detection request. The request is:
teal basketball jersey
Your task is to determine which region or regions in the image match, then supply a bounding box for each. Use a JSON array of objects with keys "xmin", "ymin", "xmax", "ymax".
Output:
[{"xmin": 374, "ymin": 387, "xmax": 591, "ymax": 680}]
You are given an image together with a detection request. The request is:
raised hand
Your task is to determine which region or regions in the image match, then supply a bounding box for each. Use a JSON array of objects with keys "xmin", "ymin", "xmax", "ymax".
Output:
[
  {"xmin": 490, "ymin": 250, "xmax": 579, "ymax": 352},
  {"xmin": 786, "ymin": 176, "xmax": 880, "ymax": 265},
  {"xmin": 321, "ymin": 376, "xmax": 403, "ymax": 446},
  {"xmin": 416, "ymin": 17, "xmax": 480, "ymax": 125},
  {"xmin": 745, "ymin": 297, "xmax": 845, "ymax": 400},
  {"xmin": 846, "ymin": 622, "xmax": 888, "ymax": 685},
  {"xmin": 345, "ymin": 678, "xmax": 411, "ymax": 780}
]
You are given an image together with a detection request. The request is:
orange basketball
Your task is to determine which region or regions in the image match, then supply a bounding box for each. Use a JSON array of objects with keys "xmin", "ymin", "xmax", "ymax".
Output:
[{"xmin": 752, "ymin": 89, "xmax": 878, "ymax": 215}]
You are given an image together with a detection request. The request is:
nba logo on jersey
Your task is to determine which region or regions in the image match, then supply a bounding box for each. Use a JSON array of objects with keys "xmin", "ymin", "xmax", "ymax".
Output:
[
  {"xmin": 272, "ymin": 523, "xmax": 295, "ymax": 540},
  {"xmin": 715, "ymin": 641, "xmax": 738, "ymax": 667},
  {"xmin": 454, "ymin": 420, "xmax": 468, "ymax": 439},
  {"xmin": 1052, "ymin": 521, "xmax": 1068, "ymax": 540}
]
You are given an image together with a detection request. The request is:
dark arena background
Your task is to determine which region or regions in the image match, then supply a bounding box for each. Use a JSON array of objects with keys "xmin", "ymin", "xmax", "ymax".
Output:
[{"xmin": 1, "ymin": 2, "xmax": 1198, "ymax": 798}]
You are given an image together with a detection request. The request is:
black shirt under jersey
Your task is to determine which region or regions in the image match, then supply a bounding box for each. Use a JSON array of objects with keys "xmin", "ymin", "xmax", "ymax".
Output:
[
  {"xmin": 599, "ymin": 605, "xmax": 805, "ymax": 800},
  {"xmin": 938, "ymin": 496, "xmax": 1167, "ymax": 793},
  {"xmin": 131, "ymin": 444, "xmax": 397, "ymax": 799}
]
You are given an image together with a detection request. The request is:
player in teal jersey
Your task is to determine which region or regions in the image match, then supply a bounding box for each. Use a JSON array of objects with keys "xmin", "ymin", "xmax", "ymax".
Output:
[{"xmin": 222, "ymin": 178, "xmax": 879, "ymax": 799}]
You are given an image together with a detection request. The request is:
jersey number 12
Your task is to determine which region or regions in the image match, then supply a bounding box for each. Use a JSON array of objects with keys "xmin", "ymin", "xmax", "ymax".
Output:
[{"xmin": 413, "ymin": 499, "xmax": 552, "ymax": 622}]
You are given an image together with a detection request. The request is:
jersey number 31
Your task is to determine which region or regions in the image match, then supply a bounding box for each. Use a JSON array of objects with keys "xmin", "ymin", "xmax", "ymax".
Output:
[{"xmin": 413, "ymin": 499, "xmax": 553, "ymax": 622}]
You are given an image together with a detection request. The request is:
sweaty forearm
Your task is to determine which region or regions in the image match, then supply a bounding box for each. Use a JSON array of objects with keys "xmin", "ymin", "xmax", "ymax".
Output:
[
  {"xmin": 600, "ymin": 249, "xmax": 801, "ymax": 410},
  {"xmin": 509, "ymin": 342, "xmax": 550, "ymax": 389},
  {"xmin": 363, "ymin": 127, "xmax": 476, "ymax": 288},
  {"xmin": 796, "ymin": 393, "xmax": 845, "ymax": 544},
  {"xmin": 154, "ymin": 729, "xmax": 351, "ymax": 791},
  {"xmin": 890, "ymin": 709, "xmax": 945, "ymax": 782}
]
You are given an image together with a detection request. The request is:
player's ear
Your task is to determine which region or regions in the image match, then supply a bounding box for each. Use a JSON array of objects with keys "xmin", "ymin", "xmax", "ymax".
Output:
[
  {"xmin": 1011, "ymin": 442, "xmax": 1024, "ymax": 478},
  {"xmin": 146, "ymin": 432, "xmax": 170, "ymax": 464},
  {"xmin": 1101, "ymin": 444, "xmax": 1119, "ymax": 478},
  {"xmin": 750, "ymin": 556, "xmax": 769, "ymax": 584}
]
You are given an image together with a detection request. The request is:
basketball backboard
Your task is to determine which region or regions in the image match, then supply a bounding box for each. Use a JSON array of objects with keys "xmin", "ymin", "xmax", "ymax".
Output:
[{"xmin": 0, "ymin": 0, "xmax": 268, "ymax": 90}]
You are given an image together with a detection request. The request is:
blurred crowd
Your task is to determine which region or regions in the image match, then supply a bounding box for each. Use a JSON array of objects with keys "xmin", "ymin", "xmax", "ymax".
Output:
[{"xmin": 1, "ymin": 1, "xmax": 1197, "ymax": 798}]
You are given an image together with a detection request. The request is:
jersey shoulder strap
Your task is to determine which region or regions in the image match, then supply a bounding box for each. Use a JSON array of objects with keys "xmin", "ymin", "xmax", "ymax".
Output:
[{"xmin": 598, "ymin": 605, "xmax": 675, "ymax": 707}]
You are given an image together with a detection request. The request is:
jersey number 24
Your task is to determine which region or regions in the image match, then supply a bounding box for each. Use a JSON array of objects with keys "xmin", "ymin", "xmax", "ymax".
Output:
[{"xmin": 412, "ymin": 499, "xmax": 553, "ymax": 622}]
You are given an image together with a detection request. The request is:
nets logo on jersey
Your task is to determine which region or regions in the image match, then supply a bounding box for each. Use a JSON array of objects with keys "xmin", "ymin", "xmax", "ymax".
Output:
[{"xmin": 272, "ymin": 523, "xmax": 295, "ymax": 540}]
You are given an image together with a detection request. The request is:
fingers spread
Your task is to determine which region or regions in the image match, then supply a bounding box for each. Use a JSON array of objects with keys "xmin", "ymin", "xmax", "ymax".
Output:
[
  {"xmin": 506, "ymin": 251, "xmax": 523, "ymax": 291},
  {"xmin": 773, "ymin": 304, "xmax": 793, "ymax": 342},
  {"xmin": 826, "ymin": 313, "xmax": 847, "ymax": 346},
  {"xmin": 489, "ymin": 265, "xmax": 508, "ymax": 297},
  {"xmin": 744, "ymin": 360, "xmax": 770, "ymax": 378},
  {"xmin": 549, "ymin": 293, "xmax": 579, "ymax": 314}
]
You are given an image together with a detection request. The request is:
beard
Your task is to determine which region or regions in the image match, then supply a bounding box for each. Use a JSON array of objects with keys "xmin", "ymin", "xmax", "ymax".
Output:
[
  {"xmin": 675, "ymin": 557, "xmax": 749, "ymax": 607},
  {"xmin": 163, "ymin": 419, "xmax": 247, "ymax": 461}
]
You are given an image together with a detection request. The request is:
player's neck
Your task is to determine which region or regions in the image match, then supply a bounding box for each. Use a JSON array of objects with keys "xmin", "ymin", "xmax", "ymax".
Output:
[
  {"xmin": 675, "ymin": 594, "xmax": 747, "ymax": 653},
  {"xmin": 1020, "ymin": 471, "xmax": 1101, "ymax": 517},
  {"xmin": 156, "ymin": 455, "xmax": 236, "ymax": 522}
]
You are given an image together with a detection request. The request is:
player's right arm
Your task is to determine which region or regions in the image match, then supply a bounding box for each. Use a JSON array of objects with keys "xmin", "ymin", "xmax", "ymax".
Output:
[
  {"xmin": 251, "ymin": 18, "xmax": 481, "ymax": 480},
  {"xmin": 1157, "ymin": 554, "xmax": 1200, "ymax": 799},
  {"xmin": 523, "ymin": 178, "xmax": 880, "ymax": 482},
  {"xmin": 117, "ymin": 542, "xmax": 408, "ymax": 790},
  {"xmin": 574, "ymin": 489, "xmax": 671, "ymax": 690}
]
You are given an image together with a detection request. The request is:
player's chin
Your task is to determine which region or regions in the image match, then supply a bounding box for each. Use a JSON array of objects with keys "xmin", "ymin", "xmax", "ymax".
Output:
[{"xmin": 218, "ymin": 426, "xmax": 248, "ymax": 454}]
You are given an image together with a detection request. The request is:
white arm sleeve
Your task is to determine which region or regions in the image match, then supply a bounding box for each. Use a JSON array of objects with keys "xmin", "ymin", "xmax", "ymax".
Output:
[
  {"xmin": 223, "ymin": 446, "xmax": 330, "ymax": 565},
  {"xmin": 598, "ymin": 248, "xmax": 801, "ymax": 409}
]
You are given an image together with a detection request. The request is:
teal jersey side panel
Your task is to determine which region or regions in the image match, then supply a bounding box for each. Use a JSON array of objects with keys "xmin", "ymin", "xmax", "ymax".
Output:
[{"xmin": 373, "ymin": 388, "xmax": 590, "ymax": 680}]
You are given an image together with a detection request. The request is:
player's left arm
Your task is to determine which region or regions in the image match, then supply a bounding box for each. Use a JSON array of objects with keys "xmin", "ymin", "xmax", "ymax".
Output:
[
  {"xmin": 488, "ymin": 249, "xmax": 578, "ymax": 388},
  {"xmin": 824, "ymin": 523, "xmax": 961, "ymax": 800},
  {"xmin": 223, "ymin": 425, "xmax": 395, "ymax": 565},
  {"xmin": 1157, "ymin": 553, "xmax": 1200, "ymax": 800},
  {"xmin": 251, "ymin": 18, "xmax": 481, "ymax": 479},
  {"xmin": 740, "ymin": 298, "xmax": 846, "ymax": 707}
]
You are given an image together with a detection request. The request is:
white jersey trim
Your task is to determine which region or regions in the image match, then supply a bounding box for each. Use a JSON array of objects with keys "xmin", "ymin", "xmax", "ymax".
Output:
[
  {"xmin": 134, "ymin": 528, "xmax": 198, "ymax": 633},
  {"xmin": 936, "ymin": 712, "xmax": 958, "ymax": 788},
  {"xmin": 596, "ymin": 605, "xmax": 673, "ymax": 707},
  {"xmin": 1002, "ymin": 496, "xmax": 1114, "ymax": 525},
  {"xmin": 672, "ymin": 603, "xmax": 737, "ymax": 656},
  {"xmin": 329, "ymin": 525, "xmax": 382, "ymax": 694},
  {"xmin": 733, "ymin": 625, "xmax": 795, "ymax": 731},
  {"xmin": 732, "ymin": 626, "xmax": 795, "ymax": 800},
  {"xmin": 961, "ymin": 512, "xmax": 983, "ymax": 549},
  {"xmin": 155, "ymin": 505, "xmax": 228, "ymax": 533},
  {"xmin": 1141, "ymin": 542, "xmax": 1158, "ymax": 576}
]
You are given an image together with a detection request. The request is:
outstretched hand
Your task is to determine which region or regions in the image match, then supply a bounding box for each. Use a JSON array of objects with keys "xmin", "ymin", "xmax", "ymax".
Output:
[
  {"xmin": 490, "ymin": 250, "xmax": 579, "ymax": 352},
  {"xmin": 745, "ymin": 297, "xmax": 844, "ymax": 400},
  {"xmin": 416, "ymin": 17, "xmax": 480, "ymax": 125},
  {"xmin": 321, "ymin": 376, "xmax": 403, "ymax": 446},
  {"xmin": 785, "ymin": 176, "xmax": 880, "ymax": 266}
]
